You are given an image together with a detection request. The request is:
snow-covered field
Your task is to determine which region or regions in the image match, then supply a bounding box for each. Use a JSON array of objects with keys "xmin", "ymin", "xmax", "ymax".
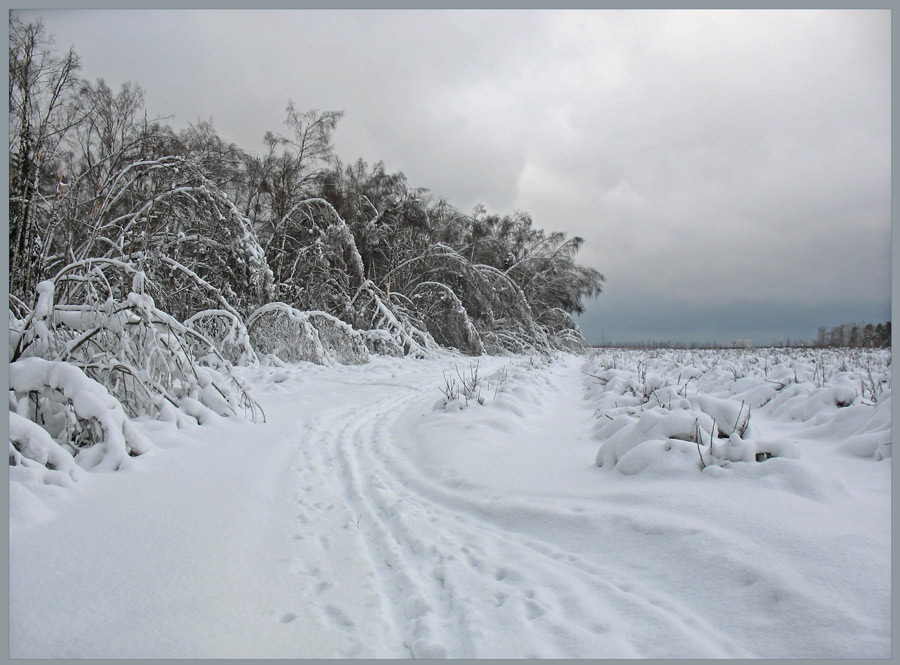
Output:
[{"xmin": 9, "ymin": 348, "xmax": 891, "ymax": 658}]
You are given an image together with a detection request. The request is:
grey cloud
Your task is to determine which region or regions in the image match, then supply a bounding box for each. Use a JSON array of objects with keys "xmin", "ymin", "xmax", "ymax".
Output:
[
  {"xmin": 20, "ymin": 9, "xmax": 891, "ymax": 344},
  {"xmin": 577, "ymin": 293, "xmax": 892, "ymax": 347}
]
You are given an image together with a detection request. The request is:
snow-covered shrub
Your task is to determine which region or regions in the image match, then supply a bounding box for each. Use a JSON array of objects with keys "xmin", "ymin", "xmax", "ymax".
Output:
[
  {"xmin": 439, "ymin": 361, "xmax": 486, "ymax": 408},
  {"xmin": 257, "ymin": 196, "xmax": 368, "ymax": 319},
  {"xmin": 480, "ymin": 329, "xmax": 527, "ymax": 356},
  {"xmin": 687, "ymin": 395, "xmax": 751, "ymax": 438},
  {"xmin": 9, "ymin": 357, "xmax": 152, "ymax": 471},
  {"xmin": 436, "ymin": 360, "xmax": 515, "ymax": 410},
  {"xmin": 539, "ymin": 308, "xmax": 588, "ymax": 354},
  {"xmin": 247, "ymin": 302, "xmax": 369, "ymax": 366},
  {"xmin": 184, "ymin": 309, "xmax": 258, "ymax": 366},
  {"xmin": 351, "ymin": 281, "xmax": 437, "ymax": 358},
  {"xmin": 374, "ymin": 240, "xmax": 570, "ymax": 357},
  {"xmin": 10, "ymin": 260, "xmax": 263, "ymax": 425},
  {"xmin": 589, "ymin": 347, "xmax": 892, "ymax": 475},
  {"xmin": 595, "ymin": 408, "xmax": 712, "ymax": 472},
  {"xmin": 594, "ymin": 397, "xmax": 783, "ymax": 476},
  {"xmin": 480, "ymin": 324, "xmax": 549, "ymax": 356},
  {"xmin": 43, "ymin": 153, "xmax": 275, "ymax": 320},
  {"xmin": 835, "ymin": 395, "xmax": 892, "ymax": 460},
  {"xmin": 411, "ymin": 281, "xmax": 485, "ymax": 356},
  {"xmin": 547, "ymin": 326, "xmax": 588, "ymax": 353},
  {"xmin": 9, "ymin": 411, "xmax": 82, "ymax": 485},
  {"xmin": 309, "ymin": 315, "xmax": 370, "ymax": 364}
]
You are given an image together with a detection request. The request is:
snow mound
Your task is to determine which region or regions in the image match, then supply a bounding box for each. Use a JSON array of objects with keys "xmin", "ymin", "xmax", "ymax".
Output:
[{"xmin": 9, "ymin": 357, "xmax": 152, "ymax": 472}]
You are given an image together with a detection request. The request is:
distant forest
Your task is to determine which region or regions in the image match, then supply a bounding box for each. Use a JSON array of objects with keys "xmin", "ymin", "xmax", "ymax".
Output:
[
  {"xmin": 597, "ymin": 321, "xmax": 892, "ymax": 350},
  {"xmin": 810, "ymin": 321, "xmax": 891, "ymax": 349}
]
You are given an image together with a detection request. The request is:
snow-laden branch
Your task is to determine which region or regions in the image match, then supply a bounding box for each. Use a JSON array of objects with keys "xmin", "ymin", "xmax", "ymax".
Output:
[
  {"xmin": 9, "ymin": 411, "xmax": 82, "ymax": 485},
  {"xmin": 247, "ymin": 302, "xmax": 369, "ymax": 366},
  {"xmin": 9, "ymin": 357, "xmax": 152, "ymax": 471},
  {"xmin": 411, "ymin": 281, "xmax": 485, "ymax": 356},
  {"xmin": 267, "ymin": 197, "xmax": 365, "ymax": 288},
  {"xmin": 351, "ymin": 280, "xmax": 436, "ymax": 358},
  {"xmin": 10, "ymin": 259, "xmax": 265, "ymax": 426}
]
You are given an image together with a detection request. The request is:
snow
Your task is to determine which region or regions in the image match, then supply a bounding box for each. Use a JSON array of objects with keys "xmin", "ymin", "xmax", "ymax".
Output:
[
  {"xmin": 8, "ymin": 349, "xmax": 891, "ymax": 658},
  {"xmin": 9, "ymin": 357, "xmax": 152, "ymax": 471}
]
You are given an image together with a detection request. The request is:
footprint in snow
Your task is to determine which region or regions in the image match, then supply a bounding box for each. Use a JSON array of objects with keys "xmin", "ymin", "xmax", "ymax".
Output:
[
  {"xmin": 325, "ymin": 604, "xmax": 355, "ymax": 630},
  {"xmin": 525, "ymin": 600, "xmax": 547, "ymax": 621}
]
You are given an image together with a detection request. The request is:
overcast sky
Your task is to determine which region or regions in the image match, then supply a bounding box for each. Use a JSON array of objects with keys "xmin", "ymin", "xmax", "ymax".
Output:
[{"xmin": 16, "ymin": 9, "xmax": 892, "ymax": 345}]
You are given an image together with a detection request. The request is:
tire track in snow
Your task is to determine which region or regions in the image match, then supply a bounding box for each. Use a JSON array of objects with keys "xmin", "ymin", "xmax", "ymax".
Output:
[
  {"xmin": 320, "ymin": 357, "xmax": 752, "ymax": 658},
  {"xmin": 327, "ymin": 388, "xmax": 455, "ymax": 658},
  {"xmin": 273, "ymin": 412, "xmax": 398, "ymax": 658}
]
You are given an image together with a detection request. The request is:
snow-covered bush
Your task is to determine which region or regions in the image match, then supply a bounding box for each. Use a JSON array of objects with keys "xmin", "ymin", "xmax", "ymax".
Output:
[
  {"xmin": 10, "ymin": 260, "xmax": 263, "ymax": 425},
  {"xmin": 480, "ymin": 327, "xmax": 539, "ymax": 356},
  {"xmin": 9, "ymin": 411, "xmax": 82, "ymax": 486},
  {"xmin": 538, "ymin": 308, "xmax": 588, "ymax": 354},
  {"xmin": 439, "ymin": 360, "xmax": 488, "ymax": 408},
  {"xmin": 262, "ymin": 197, "xmax": 364, "ymax": 314},
  {"xmin": 436, "ymin": 355, "xmax": 552, "ymax": 412},
  {"xmin": 9, "ymin": 357, "xmax": 152, "ymax": 471},
  {"xmin": 247, "ymin": 302, "xmax": 369, "ymax": 366},
  {"xmin": 351, "ymin": 281, "xmax": 437, "ymax": 358},
  {"xmin": 411, "ymin": 281, "xmax": 485, "ymax": 356},
  {"xmin": 184, "ymin": 309, "xmax": 258, "ymax": 366},
  {"xmin": 34, "ymin": 146, "xmax": 275, "ymax": 322}
]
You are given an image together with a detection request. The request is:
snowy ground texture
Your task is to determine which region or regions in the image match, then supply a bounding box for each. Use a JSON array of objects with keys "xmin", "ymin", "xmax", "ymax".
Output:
[{"xmin": 10, "ymin": 348, "xmax": 891, "ymax": 658}]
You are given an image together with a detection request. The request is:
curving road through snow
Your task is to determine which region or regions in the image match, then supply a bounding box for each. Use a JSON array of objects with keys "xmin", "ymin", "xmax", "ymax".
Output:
[{"xmin": 9, "ymin": 353, "xmax": 890, "ymax": 658}]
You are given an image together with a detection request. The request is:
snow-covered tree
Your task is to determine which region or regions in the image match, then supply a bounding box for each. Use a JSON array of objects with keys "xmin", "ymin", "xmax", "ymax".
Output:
[
  {"xmin": 10, "ymin": 260, "xmax": 263, "ymax": 425},
  {"xmin": 9, "ymin": 16, "xmax": 81, "ymax": 298},
  {"xmin": 8, "ymin": 22, "xmax": 607, "ymax": 479}
]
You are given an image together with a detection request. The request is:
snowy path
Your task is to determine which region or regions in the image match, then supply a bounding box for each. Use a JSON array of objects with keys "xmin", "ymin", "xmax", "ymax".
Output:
[{"xmin": 9, "ymin": 353, "xmax": 891, "ymax": 658}]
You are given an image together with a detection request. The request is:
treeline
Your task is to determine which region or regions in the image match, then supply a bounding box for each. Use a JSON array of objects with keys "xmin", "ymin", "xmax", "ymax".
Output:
[
  {"xmin": 596, "ymin": 340, "xmax": 733, "ymax": 350},
  {"xmin": 8, "ymin": 17, "xmax": 604, "ymax": 470},
  {"xmin": 9, "ymin": 16, "xmax": 602, "ymax": 357},
  {"xmin": 810, "ymin": 321, "xmax": 891, "ymax": 349},
  {"xmin": 596, "ymin": 321, "xmax": 892, "ymax": 350}
]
